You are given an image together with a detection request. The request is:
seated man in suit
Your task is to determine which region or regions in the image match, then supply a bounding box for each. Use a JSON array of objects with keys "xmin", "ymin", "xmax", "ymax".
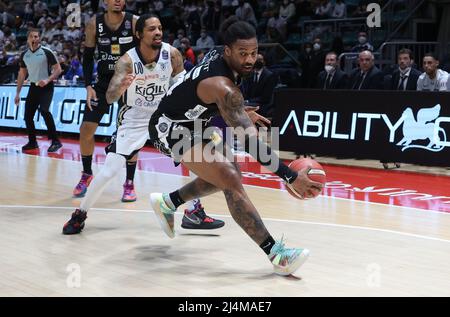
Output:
[
  {"xmin": 388, "ymin": 48, "xmax": 421, "ymax": 91},
  {"xmin": 241, "ymin": 53, "xmax": 279, "ymax": 118},
  {"xmin": 348, "ymin": 50, "xmax": 384, "ymax": 90},
  {"xmin": 316, "ymin": 51, "xmax": 348, "ymax": 89}
]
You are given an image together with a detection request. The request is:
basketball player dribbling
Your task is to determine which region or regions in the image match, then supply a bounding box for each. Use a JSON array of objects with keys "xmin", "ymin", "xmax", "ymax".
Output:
[
  {"xmin": 148, "ymin": 17, "xmax": 323, "ymax": 275},
  {"xmin": 62, "ymin": 14, "xmax": 224, "ymax": 234}
]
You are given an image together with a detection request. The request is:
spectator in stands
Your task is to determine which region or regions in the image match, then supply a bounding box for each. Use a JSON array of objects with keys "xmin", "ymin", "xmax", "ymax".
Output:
[
  {"xmin": 331, "ymin": 0, "xmax": 347, "ymax": 19},
  {"xmin": 34, "ymin": 1, "xmax": 48, "ymax": 19},
  {"xmin": 51, "ymin": 21, "xmax": 65, "ymax": 41},
  {"xmin": 235, "ymin": 0, "xmax": 257, "ymax": 27},
  {"xmin": 173, "ymin": 29, "xmax": 185, "ymax": 49},
  {"xmin": 316, "ymin": 51, "xmax": 348, "ymax": 89},
  {"xmin": 125, "ymin": 0, "xmax": 137, "ymax": 14},
  {"xmin": 299, "ymin": 42, "xmax": 313, "ymax": 88},
  {"xmin": 348, "ymin": 50, "xmax": 384, "ymax": 89},
  {"xmin": 417, "ymin": 53, "xmax": 450, "ymax": 92},
  {"xmin": 279, "ymin": 0, "xmax": 296, "ymax": 23},
  {"xmin": 241, "ymin": 53, "xmax": 279, "ymax": 117},
  {"xmin": 307, "ymin": 37, "xmax": 326, "ymax": 88},
  {"xmin": 196, "ymin": 28, "xmax": 215, "ymax": 51},
  {"xmin": 37, "ymin": 9, "xmax": 50, "ymax": 28},
  {"xmin": 296, "ymin": 0, "xmax": 314, "ymax": 17},
  {"xmin": 186, "ymin": 4, "xmax": 202, "ymax": 42},
  {"xmin": 153, "ymin": 0, "xmax": 164, "ymax": 14},
  {"xmin": 181, "ymin": 37, "xmax": 196, "ymax": 65},
  {"xmin": 180, "ymin": 47, "xmax": 195, "ymax": 72},
  {"xmin": 2, "ymin": 27, "xmax": 16, "ymax": 49},
  {"xmin": 266, "ymin": 11, "xmax": 287, "ymax": 42},
  {"xmin": 22, "ymin": 0, "xmax": 35, "ymax": 27},
  {"xmin": 202, "ymin": 1, "xmax": 221, "ymax": 41},
  {"xmin": 63, "ymin": 25, "xmax": 82, "ymax": 42},
  {"xmin": 351, "ymin": 3, "xmax": 369, "ymax": 18},
  {"xmin": 351, "ymin": 31, "xmax": 374, "ymax": 52},
  {"xmin": 41, "ymin": 19, "xmax": 55, "ymax": 43},
  {"xmin": 388, "ymin": 48, "xmax": 421, "ymax": 91},
  {"xmin": 314, "ymin": 0, "xmax": 332, "ymax": 19},
  {"xmin": 64, "ymin": 55, "xmax": 83, "ymax": 81},
  {"xmin": 50, "ymin": 38, "xmax": 63, "ymax": 54}
]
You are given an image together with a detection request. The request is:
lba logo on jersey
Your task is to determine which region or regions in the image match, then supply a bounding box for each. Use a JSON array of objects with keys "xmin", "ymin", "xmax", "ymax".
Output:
[
  {"xmin": 280, "ymin": 104, "xmax": 449, "ymax": 151},
  {"xmin": 135, "ymin": 83, "xmax": 167, "ymax": 102}
]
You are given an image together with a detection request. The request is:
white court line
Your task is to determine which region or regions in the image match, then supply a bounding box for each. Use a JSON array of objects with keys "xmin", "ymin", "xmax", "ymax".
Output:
[
  {"xmin": 13, "ymin": 151, "xmax": 450, "ymax": 216},
  {"xmin": 0, "ymin": 204, "xmax": 450, "ymax": 244}
]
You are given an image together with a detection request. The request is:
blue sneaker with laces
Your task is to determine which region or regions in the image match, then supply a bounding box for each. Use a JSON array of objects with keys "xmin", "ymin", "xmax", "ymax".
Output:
[
  {"xmin": 268, "ymin": 237, "xmax": 309, "ymax": 276},
  {"xmin": 150, "ymin": 193, "xmax": 176, "ymax": 238}
]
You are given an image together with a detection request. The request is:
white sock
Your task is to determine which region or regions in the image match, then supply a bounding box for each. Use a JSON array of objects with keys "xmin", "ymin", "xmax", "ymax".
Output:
[{"xmin": 80, "ymin": 153, "xmax": 126, "ymax": 212}]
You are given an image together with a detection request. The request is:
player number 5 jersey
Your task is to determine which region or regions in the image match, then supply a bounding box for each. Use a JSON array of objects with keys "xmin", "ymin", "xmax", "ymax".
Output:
[{"xmin": 123, "ymin": 43, "xmax": 173, "ymax": 113}]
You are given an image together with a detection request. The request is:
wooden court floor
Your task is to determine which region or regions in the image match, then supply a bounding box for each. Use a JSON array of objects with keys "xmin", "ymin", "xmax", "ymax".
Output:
[{"xmin": 1, "ymin": 149, "xmax": 450, "ymax": 296}]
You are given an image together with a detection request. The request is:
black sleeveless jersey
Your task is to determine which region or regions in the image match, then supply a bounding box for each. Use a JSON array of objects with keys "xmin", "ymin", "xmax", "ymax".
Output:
[
  {"xmin": 95, "ymin": 12, "xmax": 135, "ymax": 81},
  {"xmin": 152, "ymin": 49, "xmax": 237, "ymax": 125}
]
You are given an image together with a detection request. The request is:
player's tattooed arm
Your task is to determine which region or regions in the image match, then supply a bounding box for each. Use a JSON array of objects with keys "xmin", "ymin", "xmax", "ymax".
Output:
[
  {"xmin": 170, "ymin": 46, "xmax": 185, "ymax": 78},
  {"xmin": 217, "ymin": 83, "xmax": 258, "ymax": 136},
  {"xmin": 106, "ymin": 54, "xmax": 134, "ymax": 104}
]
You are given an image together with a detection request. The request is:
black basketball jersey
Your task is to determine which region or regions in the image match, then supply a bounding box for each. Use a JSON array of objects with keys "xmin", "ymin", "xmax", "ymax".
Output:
[
  {"xmin": 95, "ymin": 12, "xmax": 135, "ymax": 81},
  {"xmin": 153, "ymin": 49, "xmax": 237, "ymax": 125}
]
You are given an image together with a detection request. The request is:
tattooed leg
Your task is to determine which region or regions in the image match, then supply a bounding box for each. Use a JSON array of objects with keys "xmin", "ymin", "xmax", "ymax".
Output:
[{"xmin": 181, "ymin": 142, "xmax": 270, "ymax": 244}]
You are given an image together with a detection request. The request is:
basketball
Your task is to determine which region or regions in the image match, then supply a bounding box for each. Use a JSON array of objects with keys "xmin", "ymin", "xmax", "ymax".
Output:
[{"xmin": 285, "ymin": 158, "xmax": 326, "ymax": 199}]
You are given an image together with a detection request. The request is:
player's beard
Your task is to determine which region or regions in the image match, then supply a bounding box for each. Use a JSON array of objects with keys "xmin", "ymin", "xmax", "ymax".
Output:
[{"xmin": 151, "ymin": 42, "xmax": 162, "ymax": 50}]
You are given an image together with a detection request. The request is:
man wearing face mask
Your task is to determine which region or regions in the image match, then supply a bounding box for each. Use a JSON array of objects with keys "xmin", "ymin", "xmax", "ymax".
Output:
[
  {"xmin": 388, "ymin": 48, "xmax": 421, "ymax": 91},
  {"xmin": 351, "ymin": 31, "xmax": 373, "ymax": 53},
  {"xmin": 241, "ymin": 53, "xmax": 279, "ymax": 117},
  {"xmin": 316, "ymin": 51, "xmax": 348, "ymax": 89},
  {"xmin": 307, "ymin": 37, "xmax": 325, "ymax": 88}
]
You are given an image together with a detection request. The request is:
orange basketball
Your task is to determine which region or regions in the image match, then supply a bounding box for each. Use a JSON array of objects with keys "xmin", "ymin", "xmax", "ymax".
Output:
[{"xmin": 285, "ymin": 158, "xmax": 326, "ymax": 200}]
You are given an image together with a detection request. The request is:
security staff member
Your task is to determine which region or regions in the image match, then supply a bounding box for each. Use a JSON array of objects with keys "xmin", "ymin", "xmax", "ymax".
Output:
[{"xmin": 15, "ymin": 28, "xmax": 62, "ymax": 152}]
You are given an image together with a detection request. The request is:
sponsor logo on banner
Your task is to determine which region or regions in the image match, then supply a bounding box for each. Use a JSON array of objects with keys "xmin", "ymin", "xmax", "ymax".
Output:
[
  {"xmin": 119, "ymin": 36, "xmax": 133, "ymax": 44},
  {"xmin": 397, "ymin": 104, "xmax": 447, "ymax": 152},
  {"xmin": 280, "ymin": 104, "xmax": 450, "ymax": 152}
]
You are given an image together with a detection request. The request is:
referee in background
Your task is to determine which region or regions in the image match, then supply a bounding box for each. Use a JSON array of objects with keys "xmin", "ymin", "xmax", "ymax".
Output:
[{"xmin": 14, "ymin": 28, "xmax": 62, "ymax": 152}]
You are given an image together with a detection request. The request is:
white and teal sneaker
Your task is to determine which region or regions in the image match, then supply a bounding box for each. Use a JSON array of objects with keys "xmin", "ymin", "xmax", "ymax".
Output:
[
  {"xmin": 150, "ymin": 193, "xmax": 176, "ymax": 238},
  {"xmin": 268, "ymin": 237, "xmax": 309, "ymax": 276}
]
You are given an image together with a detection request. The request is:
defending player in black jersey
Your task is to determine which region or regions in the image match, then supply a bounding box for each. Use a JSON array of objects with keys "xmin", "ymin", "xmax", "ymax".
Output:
[
  {"xmin": 74, "ymin": 0, "xmax": 138, "ymax": 201},
  {"xmin": 148, "ymin": 17, "xmax": 323, "ymax": 275}
]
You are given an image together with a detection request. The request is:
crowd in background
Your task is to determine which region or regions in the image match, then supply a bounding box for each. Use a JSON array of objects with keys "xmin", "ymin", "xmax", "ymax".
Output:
[{"xmin": 0, "ymin": 0, "xmax": 449, "ymax": 114}]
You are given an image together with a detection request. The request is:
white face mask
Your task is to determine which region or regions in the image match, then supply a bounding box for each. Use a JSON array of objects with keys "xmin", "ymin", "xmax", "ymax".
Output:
[
  {"xmin": 358, "ymin": 36, "xmax": 367, "ymax": 44},
  {"xmin": 325, "ymin": 65, "xmax": 335, "ymax": 73},
  {"xmin": 313, "ymin": 43, "xmax": 321, "ymax": 51}
]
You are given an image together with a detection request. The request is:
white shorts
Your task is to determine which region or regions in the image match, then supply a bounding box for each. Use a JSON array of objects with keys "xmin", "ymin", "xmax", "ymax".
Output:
[{"xmin": 106, "ymin": 106, "xmax": 152, "ymax": 159}]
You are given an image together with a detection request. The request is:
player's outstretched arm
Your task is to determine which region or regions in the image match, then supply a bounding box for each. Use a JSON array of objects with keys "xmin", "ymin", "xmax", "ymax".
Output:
[
  {"xmin": 198, "ymin": 77, "xmax": 323, "ymax": 196},
  {"xmin": 106, "ymin": 54, "xmax": 134, "ymax": 104}
]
